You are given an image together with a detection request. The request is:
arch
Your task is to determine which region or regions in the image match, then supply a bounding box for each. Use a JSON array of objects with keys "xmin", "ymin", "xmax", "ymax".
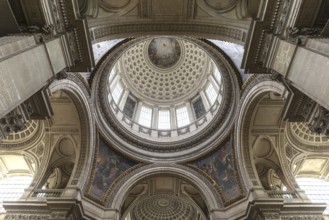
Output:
[
  {"xmin": 234, "ymin": 75, "xmax": 288, "ymax": 190},
  {"xmin": 108, "ymin": 164, "xmax": 222, "ymax": 214},
  {"xmin": 89, "ymin": 24, "xmax": 247, "ymax": 45},
  {"xmin": 47, "ymin": 73, "xmax": 95, "ymax": 188}
]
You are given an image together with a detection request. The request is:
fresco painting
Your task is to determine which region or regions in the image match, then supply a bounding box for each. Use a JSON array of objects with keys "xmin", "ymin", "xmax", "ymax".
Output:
[
  {"xmin": 89, "ymin": 138, "xmax": 135, "ymax": 200},
  {"xmin": 148, "ymin": 37, "xmax": 181, "ymax": 69},
  {"xmin": 194, "ymin": 140, "xmax": 241, "ymax": 201}
]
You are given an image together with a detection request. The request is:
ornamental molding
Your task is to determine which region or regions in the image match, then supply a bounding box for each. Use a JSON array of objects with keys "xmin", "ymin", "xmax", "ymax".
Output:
[
  {"xmin": 91, "ymin": 23, "xmax": 247, "ymax": 44},
  {"xmin": 281, "ymin": 216, "xmax": 323, "ymax": 220},
  {"xmin": 5, "ymin": 214, "xmax": 51, "ymax": 220},
  {"xmin": 243, "ymin": 0, "xmax": 292, "ymax": 73},
  {"xmin": 196, "ymin": 0, "xmax": 237, "ymax": 14}
]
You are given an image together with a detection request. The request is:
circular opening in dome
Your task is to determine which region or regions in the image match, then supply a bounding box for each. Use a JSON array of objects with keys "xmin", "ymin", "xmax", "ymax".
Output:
[{"xmin": 147, "ymin": 37, "xmax": 181, "ymax": 69}]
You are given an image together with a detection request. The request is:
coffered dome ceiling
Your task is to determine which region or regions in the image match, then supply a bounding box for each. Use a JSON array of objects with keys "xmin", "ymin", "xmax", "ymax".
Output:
[
  {"xmin": 131, "ymin": 194, "xmax": 196, "ymax": 220},
  {"xmin": 120, "ymin": 37, "xmax": 209, "ymax": 104},
  {"xmin": 290, "ymin": 122, "xmax": 329, "ymax": 144}
]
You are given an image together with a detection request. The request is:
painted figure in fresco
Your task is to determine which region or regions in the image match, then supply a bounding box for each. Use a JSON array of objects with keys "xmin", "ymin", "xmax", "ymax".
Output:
[
  {"xmin": 148, "ymin": 37, "xmax": 181, "ymax": 68},
  {"xmin": 216, "ymin": 145, "xmax": 235, "ymax": 189},
  {"xmin": 90, "ymin": 140, "xmax": 135, "ymax": 200},
  {"xmin": 195, "ymin": 141, "xmax": 241, "ymax": 200}
]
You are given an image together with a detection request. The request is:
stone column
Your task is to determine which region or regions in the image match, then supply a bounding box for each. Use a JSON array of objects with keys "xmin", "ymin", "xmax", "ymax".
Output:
[
  {"xmin": 199, "ymin": 90, "xmax": 210, "ymax": 111},
  {"xmin": 185, "ymin": 102, "xmax": 194, "ymax": 123},
  {"xmin": 118, "ymin": 89, "xmax": 129, "ymax": 110},
  {"xmin": 170, "ymin": 106, "xmax": 177, "ymax": 129},
  {"xmin": 208, "ymin": 75, "xmax": 220, "ymax": 94},
  {"xmin": 152, "ymin": 106, "xmax": 159, "ymax": 129},
  {"xmin": 0, "ymin": 35, "xmax": 68, "ymax": 119},
  {"xmin": 272, "ymin": 37, "xmax": 329, "ymax": 110},
  {"xmin": 134, "ymin": 101, "xmax": 143, "ymax": 123}
]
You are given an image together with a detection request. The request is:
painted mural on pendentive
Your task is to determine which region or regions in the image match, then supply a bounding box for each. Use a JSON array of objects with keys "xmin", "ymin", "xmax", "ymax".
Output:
[
  {"xmin": 89, "ymin": 138, "xmax": 135, "ymax": 201},
  {"xmin": 148, "ymin": 37, "xmax": 181, "ymax": 69},
  {"xmin": 193, "ymin": 139, "xmax": 242, "ymax": 203}
]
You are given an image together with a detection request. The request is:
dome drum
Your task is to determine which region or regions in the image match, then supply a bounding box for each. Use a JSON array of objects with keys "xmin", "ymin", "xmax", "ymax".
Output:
[
  {"xmin": 93, "ymin": 37, "xmax": 240, "ymax": 162},
  {"xmin": 107, "ymin": 92, "xmax": 222, "ymax": 141}
]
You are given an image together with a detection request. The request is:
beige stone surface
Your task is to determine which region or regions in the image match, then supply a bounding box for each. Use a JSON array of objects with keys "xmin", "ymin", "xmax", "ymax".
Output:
[
  {"xmin": 45, "ymin": 38, "xmax": 66, "ymax": 74},
  {"xmin": 288, "ymin": 46, "xmax": 329, "ymax": 110},
  {"xmin": 300, "ymin": 159, "xmax": 327, "ymax": 173},
  {"xmin": 272, "ymin": 40, "xmax": 296, "ymax": 76},
  {"xmin": 0, "ymin": 45, "xmax": 53, "ymax": 118}
]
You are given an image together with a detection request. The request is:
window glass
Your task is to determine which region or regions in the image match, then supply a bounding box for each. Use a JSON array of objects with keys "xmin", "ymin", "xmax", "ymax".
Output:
[
  {"xmin": 205, "ymin": 83, "xmax": 217, "ymax": 105},
  {"xmin": 112, "ymin": 82, "xmax": 123, "ymax": 104},
  {"xmin": 296, "ymin": 178, "xmax": 329, "ymax": 215},
  {"xmin": 123, "ymin": 97, "xmax": 136, "ymax": 119},
  {"xmin": 176, "ymin": 106, "xmax": 190, "ymax": 128},
  {"xmin": 158, "ymin": 110, "xmax": 170, "ymax": 130},
  {"xmin": 213, "ymin": 67, "xmax": 221, "ymax": 86},
  {"xmin": 139, "ymin": 106, "xmax": 152, "ymax": 128},
  {"xmin": 193, "ymin": 97, "xmax": 206, "ymax": 119},
  {"xmin": 0, "ymin": 176, "xmax": 33, "ymax": 213},
  {"xmin": 109, "ymin": 68, "xmax": 116, "ymax": 83}
]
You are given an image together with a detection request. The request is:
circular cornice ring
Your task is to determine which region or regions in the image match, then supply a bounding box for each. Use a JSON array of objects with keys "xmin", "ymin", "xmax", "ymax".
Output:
[{"xmin": 92, "ymin": 37, "xmax": 241, "ymax": 162}]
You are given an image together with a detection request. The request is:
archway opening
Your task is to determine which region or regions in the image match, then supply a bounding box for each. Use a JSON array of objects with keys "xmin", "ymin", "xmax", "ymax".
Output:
[
  {"xmin": 120, "ymin": 175, "xmax": 208, "ymax": 220},
  {"xmin": 250, "ymin": 92, "xmax": 292, "ymax": 191},
  {"xmin": 35, "ymin": 91, "xmax": 80, "ymax": 190}
]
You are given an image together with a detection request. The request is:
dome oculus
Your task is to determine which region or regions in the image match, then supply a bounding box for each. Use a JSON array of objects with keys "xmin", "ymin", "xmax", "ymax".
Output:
[{"xmin": 147, "ymin": 37, "xmax": 181, "ymax": 69}]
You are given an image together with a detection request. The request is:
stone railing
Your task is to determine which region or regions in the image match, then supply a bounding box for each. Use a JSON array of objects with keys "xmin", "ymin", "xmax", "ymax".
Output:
[
  {"xmin": 31, "ymin": 189, "xmax": 64, "ymax": 198},
  {"xmin": 266, "ymin": 190, "xmax": 298, "ymax": 200}
]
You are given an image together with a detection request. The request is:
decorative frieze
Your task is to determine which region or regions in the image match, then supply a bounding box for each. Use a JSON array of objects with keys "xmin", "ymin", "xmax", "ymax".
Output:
[
  {"xmin": 5, "ymin": 214, "xmax": 50, "ymax": 220},
  {"xmin": 308, "ymin": 104, "xmax": 329, "ymax": 139},
  {"xmin": 92, "ymin": 23, "xmax": 246, "ymax": 43},
  {"xmin": 67, "ymin": 30, "xmax": 83, "ymax": 64},
  {"xmin": 281, "ymin": 216, "xmax": 323, "ymax": 220},
  {"xmin": 286, "ymin": 27, "xmax": 322, "ymax": 45},
  {"xmin": 281, "ymin": 83, "xmax": 316, "ymax": 122},
  {"xmin": 274, "ymin": 0, "xmax": 292, "ymax": 35},
  {"xmin": 50, "ymin": 0, "xmax": 67, "ymax": 33}
]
